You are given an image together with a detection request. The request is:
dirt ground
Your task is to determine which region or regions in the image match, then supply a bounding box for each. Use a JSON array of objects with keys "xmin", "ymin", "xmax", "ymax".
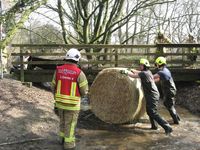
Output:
[{"xmin": 0, "ymin": 75, "xmax": 200, "ymax": 150}]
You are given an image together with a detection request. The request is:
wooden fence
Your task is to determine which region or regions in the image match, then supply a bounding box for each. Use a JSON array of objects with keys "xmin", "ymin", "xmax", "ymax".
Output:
[{"xmin": 10, "ymin": 44, "xmax": 200, "ymax": 83}]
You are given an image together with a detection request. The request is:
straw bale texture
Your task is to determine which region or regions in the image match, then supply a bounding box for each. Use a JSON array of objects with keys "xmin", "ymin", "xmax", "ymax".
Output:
[{"xmin": 89, "ymin": 68, "xmax": 146, "ymax": 124}]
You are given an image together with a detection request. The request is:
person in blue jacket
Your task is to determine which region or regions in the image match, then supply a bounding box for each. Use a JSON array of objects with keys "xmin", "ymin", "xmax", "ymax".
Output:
[{"xmin": 154, "ymin": 56, "xmax": 180, "ymax": 124}]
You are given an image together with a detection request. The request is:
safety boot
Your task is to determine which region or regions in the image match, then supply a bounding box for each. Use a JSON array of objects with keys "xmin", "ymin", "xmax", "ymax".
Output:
[
  {"xmin": 151, "ymin": 126, "xmax": 158, "ymax": 130},
  {"xmin": 149, "ymin": 118, "xmax": 158, "ymax": 130},
  {"xmin": 169, "ymin": 109, "xmax": 180, "ymax": 124},
  {"xmin": 64, "ymin": 148, "xmax": 76, "ymax": 150},
  {"xmin": 150, "ymin": 123, "xmax": 158, "ymax": 130},
  {"xmin": 59, "ymin": 137, "xmax": 64, "ymax": 144},
  {"xmin": 164, "ymin": 124, "xmax": 173, "ymax": 135},
  {"xmin": 177, "ymin": 114, "xmax": 181, "ymax": 121},
  {"xmin": 172, "ymin": 114, "xmax": 180, "ymax": 124},
  {"xmin": 64, "ymin": 142, "xmax": 75, "ymax": 150}
]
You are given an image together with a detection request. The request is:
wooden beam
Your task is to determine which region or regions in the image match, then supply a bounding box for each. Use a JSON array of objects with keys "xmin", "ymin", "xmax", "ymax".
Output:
[{"xmin": 12, "ymin": 68, "xmax": 200, "ymax": 82}]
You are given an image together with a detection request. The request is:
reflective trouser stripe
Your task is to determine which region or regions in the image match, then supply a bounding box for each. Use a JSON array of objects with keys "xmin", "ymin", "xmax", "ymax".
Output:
[
  {"xmin": 59, "ymin": 131, "xmax": 64, "ymax": 137},
  {"xmin": 58, "ymin": 110, "xmax": 79, "ymax": 145},
  {"xmin": 64, "ymin": 113, "xmax": 76, "ymax": 143}
]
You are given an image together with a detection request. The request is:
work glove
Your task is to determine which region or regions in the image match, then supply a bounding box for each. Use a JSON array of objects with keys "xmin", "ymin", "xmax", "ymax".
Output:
[
  {"xmin": 81, "ymin": 96, "xmax": 91, "ymax": 111},
  {"xmin": 120, "ymin": 69, "xmax": 129, "ymax": 75}
]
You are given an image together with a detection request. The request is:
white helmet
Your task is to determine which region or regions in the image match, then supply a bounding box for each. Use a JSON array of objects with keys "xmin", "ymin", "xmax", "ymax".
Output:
[{"xmin": 65, "ymin": 48, "xmax": 81, "ymax": 62}]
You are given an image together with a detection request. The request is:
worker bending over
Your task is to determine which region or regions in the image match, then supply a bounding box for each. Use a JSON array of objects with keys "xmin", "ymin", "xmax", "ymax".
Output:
[{"xmin": 121, "ymin": 58, "xmax": 173, "ymax": 135}]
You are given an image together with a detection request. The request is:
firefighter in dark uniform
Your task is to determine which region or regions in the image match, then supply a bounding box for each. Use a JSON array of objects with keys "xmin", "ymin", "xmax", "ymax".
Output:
[
  {"xmin": 154, "ymin": 56, "xmax": 180, "ymax": 124},
  {"xmin": 121, "ymin": 58, "xmax": 173, "ymax": 135}
]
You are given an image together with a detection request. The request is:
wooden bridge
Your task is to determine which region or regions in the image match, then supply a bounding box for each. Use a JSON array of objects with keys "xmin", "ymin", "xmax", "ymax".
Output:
[{"xmin": 10, "ymin": 44, "xmax": 200, "ymax": 83}]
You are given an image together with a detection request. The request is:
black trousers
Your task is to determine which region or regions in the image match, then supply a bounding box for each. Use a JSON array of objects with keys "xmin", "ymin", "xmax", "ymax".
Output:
[
  {"xmin": 146, "ymin": 100, "xmax": 170, "ymax": 130},
  {"xmin": 163, "ymin": 95, "xmax": 180, "ymax": 123}
]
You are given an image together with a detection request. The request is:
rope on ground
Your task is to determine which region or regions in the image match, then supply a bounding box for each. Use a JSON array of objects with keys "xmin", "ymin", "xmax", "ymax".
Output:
[{"xmin": 0, "ymin": 138, "xmax": 46, "ymax": 146}]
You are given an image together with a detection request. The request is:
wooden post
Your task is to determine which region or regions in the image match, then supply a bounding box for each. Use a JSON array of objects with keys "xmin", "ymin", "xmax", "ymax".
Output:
[
  {"xmin": 182, "ymin": 47, "xmax": 185, "ymax": 68},
  {"xmin": 0, "ymin": 48, "xmax": 3, "ymax": 79},
  {"xmin": 115, "ymin": 48, "xmax": 118, "ymax": 67},
  {"xmin": 20, "ymin": 47, "xmax": 24, "ymax": 82},
  {"xmin": 0, "ymin": 0, "xmax": 3, "ymax": 79}
]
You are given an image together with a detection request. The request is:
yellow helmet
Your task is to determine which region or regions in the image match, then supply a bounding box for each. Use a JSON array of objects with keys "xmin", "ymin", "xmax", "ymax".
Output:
[
  {"xmin": 140, "ymin": 58, "xmax": 150, "ymax": 67},
  {"xmin": 155, "ymin": 57, "xmax": 166, "ymax": 65}
]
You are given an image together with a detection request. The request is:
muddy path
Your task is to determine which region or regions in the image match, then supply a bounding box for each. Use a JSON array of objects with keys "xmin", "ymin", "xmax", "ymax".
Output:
[
  {"xmin": 0, "ymin": 75, "xmax": 200, "ymax": 150},
  {"xmin": 77, "ymin": 106, "xmax": 200, "ymax": 150}
]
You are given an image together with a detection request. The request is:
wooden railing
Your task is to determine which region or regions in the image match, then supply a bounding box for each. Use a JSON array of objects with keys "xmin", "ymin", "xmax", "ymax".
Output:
[{"xmin": 10, "ymin": 44, "xmax": 200, "ymax": 82}]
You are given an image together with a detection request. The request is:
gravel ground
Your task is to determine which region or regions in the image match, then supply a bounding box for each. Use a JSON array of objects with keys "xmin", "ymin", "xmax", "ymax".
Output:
[
  {"xmin": 0, "ymin": 75, "xmax": 61, "ymax": 150},
  {"xmin": 176, "ymin": 81, "xmax": 200, "ymax": 114}
]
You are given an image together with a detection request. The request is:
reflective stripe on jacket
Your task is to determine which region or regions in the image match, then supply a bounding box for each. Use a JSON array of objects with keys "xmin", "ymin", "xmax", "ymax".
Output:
[{"xmin": 55, "ymin": 64, "xmax": 81, "ymax": 110}]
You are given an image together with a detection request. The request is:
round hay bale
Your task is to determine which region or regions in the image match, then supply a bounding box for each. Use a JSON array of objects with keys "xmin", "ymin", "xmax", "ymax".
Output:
[{"xmin": 90, "ymin": 68, "xmax": 146, "ymax": 124}]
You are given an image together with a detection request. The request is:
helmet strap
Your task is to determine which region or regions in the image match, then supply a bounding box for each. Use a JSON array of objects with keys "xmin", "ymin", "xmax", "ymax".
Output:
[{"xmin": 64, "ymin": 59, "xmax": 78, "ymax": 64}]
